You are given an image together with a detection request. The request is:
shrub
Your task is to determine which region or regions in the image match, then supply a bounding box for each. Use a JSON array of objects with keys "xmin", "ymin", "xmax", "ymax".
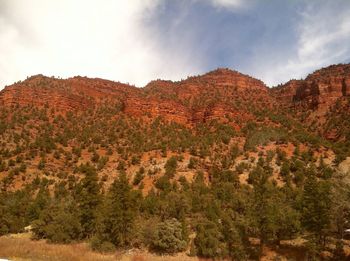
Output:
[
  {"xmin": 97, "ymin": 156, "xmax": 109, "ymax": 170},
  {"xmin": 8, "ymin": 159, "xmax": 15, "ymax": 167},
  {"xmin": 194, "ymin": 220, "xmax": 227, "ymax": 258},
  {"xmin": 90, "ymin": 236, "xmax": 116, "ymax": 253},
  {"xmin": 32, "ymin": 198, "xmax": 82, "ymax": 243},
  {"xmin": 131, "ymin": 155, "xmax": 141, "ymax": 165},
  {"xmin": 188, "ymin": 157, "xmax": 197, "ymax": 169},
  {"xmin": 155, "ymin": 176, "xmax": 172, "ymax": 192},
  {"xmin": 151, "ymin": 218, "xmax": 187, "ymax": 254},
  {"xmin": 38, "ymin": 158, "xmax": 46, "ymax": 170},
  {"xmin": 244, "ymin": 127, "xmax": 287, "ymax": 151},
  {"xmin": 164, "ymin": 156, "xmax": 177, "ymax": 178},
  {"xmin": 91, "ymin": 152, "xmax": 100, "ymax": 163},
  {"xmin": 133, "ymin": 170, "xmax": 144, "ymax": 186}
]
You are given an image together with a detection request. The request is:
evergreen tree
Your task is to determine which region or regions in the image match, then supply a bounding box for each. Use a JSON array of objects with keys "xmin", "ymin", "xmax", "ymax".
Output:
[
  {"xmin": 75, "ymin": 163, "xmax": 101, "ymax": 237},
  {"xmin": 0, "ymin": 189, "xmax": 32, "ymax": 234},
  {"xmin": 250, "ymin": 163, "xmax": 300, "ymax": 256},
  {"xmin": 221, "ymin": 212, "xmax": 248, "ymax": 260},
  {"xmin": 302, "ymin": 173, "xmax": 331, "ymax": 245},
  {"xmin": 32, "ymin": 196, "xmax": 82, "ymax": 243},
  {"xmin": 194, "ymin": 219, "xmax": 227, "ymax": 258},
  {"xmin": 26, "ymin": 186, "xmax": 50, "ymax": 222},
  {"xmin": 164, "ymin": 156, "xmax": 178, "ymax": 178},
  {"xmin": 94, "ymin": 172, "xmax": 139, "ymax": 248}
]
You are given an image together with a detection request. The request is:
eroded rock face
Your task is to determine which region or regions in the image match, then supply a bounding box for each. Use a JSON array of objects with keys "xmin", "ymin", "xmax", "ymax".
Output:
[
  {"xmin": 124, "ymin": 97, "xmax": 191, "ymax": 125},
  {"xmin": 270, "ymin": 80, "xmax": 301, "ymax": 105},
  {"xmin": 273, "ymin": 64, "xmax": 350, "ymax": 112},
  {"xmin": 1, "ymin": 64, "xmax": 349, "ymax": 135},
  {"xmin": 270, "ymin": 64, "xmax": 350, "ymax": 141},
  {"xmin": 142, "ymin": 68, "xmax": 272, "ymax": 125},
  {"xmin": 0, "ymin": 68, "xmax": 273, "ymax": 127},
  {"xmin": 343, "ymin": 78, "xmax": 350, "ymax": 96},
  {"xmin": 0, "ymin": 75, "xmax": 139, "ymax": 111}
]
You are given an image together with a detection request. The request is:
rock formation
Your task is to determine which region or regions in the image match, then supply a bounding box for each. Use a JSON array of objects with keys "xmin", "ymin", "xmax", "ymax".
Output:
[{"xmin": 1, "ymin": 64, "xmax": 349, "ymax": 140}]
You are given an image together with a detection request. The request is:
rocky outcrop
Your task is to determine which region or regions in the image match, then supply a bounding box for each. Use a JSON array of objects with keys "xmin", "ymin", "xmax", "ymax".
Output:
[
  {"xmin": 272, "ymin": 64, "xmax": 350, "ymax": 113},
  {"xmin": 1, "ymin": 64, "xmax": 349, "ymax": 134},
  {"xmin": 270, "ymin": 64, "xmax": 350, "ymax": 141},
  {"xmin": 124, "ymin": 97, "xmax": 191, "ymax": 125},
  {"xmin": 0, "ymin": 75, "xmax": 139, "ymax": 111},
  {"xmin": 0, "ymin": 76, "xmax": 92, "ymax": 111},
  {"xmin": 0, "ymin": 68, "xmax": 273, "ymax": 127}
]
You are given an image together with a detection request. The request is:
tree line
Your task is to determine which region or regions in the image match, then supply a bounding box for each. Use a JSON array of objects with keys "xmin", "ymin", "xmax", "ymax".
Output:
[{"xmin": 1, "ymin": 158, "xmax": 349, "ymax": 260}]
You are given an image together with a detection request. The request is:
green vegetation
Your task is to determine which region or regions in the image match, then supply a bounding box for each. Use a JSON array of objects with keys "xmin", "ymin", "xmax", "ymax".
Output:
[
  {"xmin": 151, "ymin": 218, "xmax": 187, "ymax": 253},
  {"xmin": 0, "ymin": 155, "xmax": 345, "ymax": 260},
  {"xmin": 0, "ymin": 100, "xmax": 349, "ymax": 260}
]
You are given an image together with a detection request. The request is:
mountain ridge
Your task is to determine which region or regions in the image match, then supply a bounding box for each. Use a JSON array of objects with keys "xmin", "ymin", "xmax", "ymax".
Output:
[{"xmin": 1, "ymin": 64, "xmax": 349, "ymax": 133}]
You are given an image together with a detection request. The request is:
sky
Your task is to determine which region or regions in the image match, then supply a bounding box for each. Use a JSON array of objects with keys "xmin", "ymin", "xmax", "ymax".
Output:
[{"xmin": 0, "ymin": 0, "xmax": 350, "ymax": 89}]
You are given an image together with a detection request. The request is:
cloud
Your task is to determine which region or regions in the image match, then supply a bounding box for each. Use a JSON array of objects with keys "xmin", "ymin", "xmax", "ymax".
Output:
[
  {"xmin": 209, "ymin": 0, "xmax": 244, "ymax": 8},
  {"xmin": 251, "ymin": 1, "xmax": 350, "ymax": 86},
  {"xmin": 205, "ymin": 0, "xmax": 255, "ymax": 11},
  {"xmin": 1, "ymin": 0, "xmax": 349, "ymax": 89},
  {"xmin": 296, "ymin": 2, "xmax": 350, "ymax": 68},
  {"xmin": 0, "ymin": 0, "xmax": 205, "ymax": 89}
]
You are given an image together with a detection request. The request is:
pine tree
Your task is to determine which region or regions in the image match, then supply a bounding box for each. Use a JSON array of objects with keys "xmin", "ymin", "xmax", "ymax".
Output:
[
  {"xmin": 302, "ymin": 172, "xmax": 331, "ymax": 246},
  {"xmin": 250, "ymin": 163, "xmax": 300, "ymax": 256},
  {"xmin": 251, "ymin": 166, "xmax": 277, "ymax": 256},
  {"xmin": 164, "ymin": 156, "xmax": 177, "ymax": 178},
  {"xmin": 75, "ymin": 163, "xmax": 101, "ymax": 238},
  {"xmin": 0, "ymin": 189, "xmax": 32, "ymax": 234},
  {"xmin": 221, "ymin": 212, "xmax": 247, "ymax": 260},
  {"xmin": 26, "ymin": 186, "xmax": 50, "ymax": 222},
  {"xmin": 194, "ymin": 219, "xmax": 227, "ymax": 258},
  {"xmin": 32, "ymin": 196, "xmax": 82, "ymax": 243},
  {"xmin": 94, "ymin": 171, "xmax": 139, "ymax": 248}
]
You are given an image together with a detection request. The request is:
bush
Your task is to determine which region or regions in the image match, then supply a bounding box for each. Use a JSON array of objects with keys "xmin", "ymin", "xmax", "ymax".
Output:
[
  {"xmin": 155, "ymin": 176, "xmax": 172, "ymax": 192},
  {"xmin": 194, "ymin": 220, "xmax": 227, "ymax": 258},
  {"xmin": 32, "ymin": 198, "xmax": 82, "ymax": 243},
  {"xmin": 151, "ymin": 218, "xmax": 187, "ymax": 254},
  {"xmin": 188, "ymin": 157, "xmax": 197, "ymax": 169},
  {"xmin": 164, "ymin": 156, "xmax": 177, "ymax": 178},
  {"xmin": 90, "ymin": 236, "xmax": 116, "ymax": 253},
  {"xmin": 38, "ymin": 158, "xmax": 46, "ymax": 170},
  {"xmin": 133, "ymin": 170, "xmax": 144, "ymax": 186},
  {"xmin": 244, "ymin": 127, "xmax": 287, "ymax": 151}
]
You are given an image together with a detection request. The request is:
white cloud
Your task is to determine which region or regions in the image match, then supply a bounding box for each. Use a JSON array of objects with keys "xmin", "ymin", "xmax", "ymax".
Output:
[
  {"xmin": 0, "ymin": 0, "xmax": 204, "ymax": 89},
  {"xmin": 209, "ymin": 0, "xmax": 244, "ymax": 8},
  {"xmin": 253, "ymin": 2, "xmax": 350, "ymax": 86},
  {"xmin": 1, "ymin": 1, "xmax": 349, "ymax": 89}
]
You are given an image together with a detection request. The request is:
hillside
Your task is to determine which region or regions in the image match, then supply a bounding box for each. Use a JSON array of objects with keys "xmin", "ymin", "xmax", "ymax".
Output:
[
  {"xmin": 0, "ymin": 65, "xmax": 349, "ymax": 190},
  {"xmin": 0, "ymin": 64, "xmax": 350, "ymax": 260},
  {"xmin": 272, "ymin": 64, "xmax": 350, "ymax": 161}
]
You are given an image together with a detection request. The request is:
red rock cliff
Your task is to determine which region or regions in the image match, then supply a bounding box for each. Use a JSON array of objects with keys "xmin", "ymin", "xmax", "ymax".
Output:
[
  {"xmin": 272, "ymin": 64, "xmax": 350, "ymax": 113},
  {"xmin": 0, "ymin": 69, "xmax": 273, "ymax": 127}
]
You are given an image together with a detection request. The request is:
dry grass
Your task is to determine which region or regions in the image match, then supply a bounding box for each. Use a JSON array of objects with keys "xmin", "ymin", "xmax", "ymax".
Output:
[
  {"xmin": 0, "ymin": 234, "xmax": 116, "ymax": 261},
  {"xmin": 3, "ymin": 233, "xmax": 333, "ymax": 261},
  {"xmin": 0, "ymin": 234, "xmax": 198, "ymax": 261}
]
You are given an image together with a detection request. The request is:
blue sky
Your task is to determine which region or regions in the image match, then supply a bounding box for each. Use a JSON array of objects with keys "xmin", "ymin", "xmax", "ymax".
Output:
[{"xmin": 0, "ymin": 0, "xmax": 350, "ymax": 88}]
